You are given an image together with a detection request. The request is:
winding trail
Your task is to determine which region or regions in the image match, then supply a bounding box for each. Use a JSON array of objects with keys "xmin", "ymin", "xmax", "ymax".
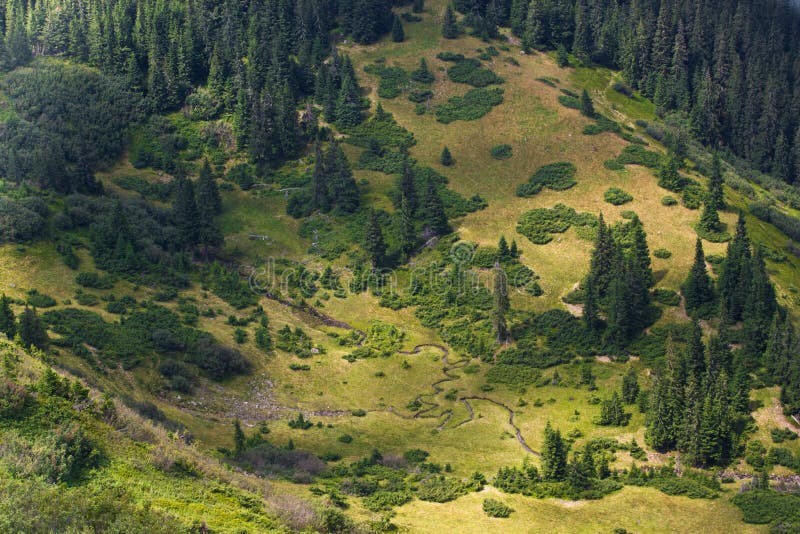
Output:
[{"xmin": 218, "ymin": 266, "xmax": 538, "ymax": 455}]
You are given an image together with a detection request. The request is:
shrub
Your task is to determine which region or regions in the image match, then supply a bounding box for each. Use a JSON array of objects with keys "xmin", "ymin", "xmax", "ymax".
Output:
[
  {"xmin": 652, "ymin": 289, "xmax": 680, "ymax": 306},
  {"xmin": 604, "ymin": 159, "xmax": 624, "ymax": 171},
  {"xmin": 615, "ymin": 145, "xmax": 662, "ymax": 168},
  {"xmin": 517, "ymin": 162, "xmax": 577, "ymax": 197},
  {"xmin": 491, "ymin": 144, "xmax": 513, "ymax": 160},
  {"xmin": 76, "ymin": 272, "xmax": 114, "ymax": 289},
  {"xmin": 435, "ymin": 88, "xmax": 504, "ymax": 124},
  {"xmin": 661, "ymin": 196, "xmax": 678, "ymax": 206},
  {"xmin": 338, "ymin": 434, "xmax": 353, "ymax": 443},
  {"xmin": 604, "ymin": 187, "xmax": 633, "ymax": 205},
  {"xmin": 771, "ymin": 428, "xmax": 798, "ymax": 443},
  {"xmin": 517, "ymin": 204, "xmax": 596, "ymax": 245},
  {"xmin": 26, "ymin": 290, "xmax": 56, "ymax": 308},
  {"xmin": 446, "ymin": 58, "xmax": 504, "ymax": 87},
  {"xmin": 653, "ymin": 248, "xmax": 672, "ymax": 259},
  {"xmin": 408, "ymin": 89, "xmax": 433, "ymax": 103},
  {"xmin": 558, "ymin": 95, "xmax": 580, "ymax": 109},
  {"xmin": 681, "ymin": 185, "xmax": 706, "ymax": 210},
  {"xmin": 363, "ymin": 64, "xmax": 409, "ymax": 99},
  {"xmin": 416, "ymin": 476, "xmax": 466, "ymax": 503},
  {"xmin": 483, "ymin": 498, "xmax": 514, "ymax": 518}
]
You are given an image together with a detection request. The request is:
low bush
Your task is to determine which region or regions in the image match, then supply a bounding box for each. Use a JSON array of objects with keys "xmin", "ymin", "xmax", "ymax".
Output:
[
  {"xmin": 653, "ymin": 248, "xmax": 672, "ymax": 259},
  {"xmin": 446, "ymin": 58, "xmax": 504, "ymax": 87},
  {"xmin": 490, "ymin": 144, "xmax": 513, "ymax": 160},
  {"xmin": 416, "ymin": 476, "xmax": 467, "ymax": 503},
  {"xmin": 771, "ymin": 428, "xmax": 798, "ymax": 443},
  {"xmin": 517, "ymin": 204, "xmax": 596, "ymax": 245},
  {"xmin": 76, "ymin": 272, "xmax": 115, "ymax": 289},
  {"xmin": 615, "ymin": 145, "xmax": 662, "ymax": 168},
  {"xmin": 435, "ymin": 88, "xmax": 504, "ymax": 124},
  {"xmin": 26, "ymin": 289, "xmax": 56, "ymax": 308},
  {"xmin": 661, "ymin": 196, "xmax": 678, "ymax": 206},
  {"xmin": 483, "ymin": 498, "xmax": 514, "ymax": 518},
  {"xmin": 558, "ymin": 95, "xmax": 580, "ymax": 109},
  {"xmin": 517, "ymin": 162, "xmax": 577, "ymax": 197},
  {"xmin": 363, "ymin": 64, "xmax": 408, "ymax": 99},
  {"xmin": 652, "ymin": 288, "xmax": 680, "ymax": 306},
  {"xmin": 604, "ymin": 187, "xmax": 633, "ymax": 205}
]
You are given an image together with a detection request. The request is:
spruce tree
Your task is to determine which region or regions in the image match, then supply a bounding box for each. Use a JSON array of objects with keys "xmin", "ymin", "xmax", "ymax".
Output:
[
  {"xmin": 335, "ymin": 68, "xmax": 362, "ymax": 128},
  {"xmin": 646, "ymin": 369, "xmax": 674, "ymax": 451},
  {"xmin": 742, "ymin": 248, "xmax": 777, "ymax": 359},
  {"xmin": 621, "ymin": 367, "xmax": 640, "ymax": 404},
  {"xmin": 0, "ymin": 294, "xmax": 15, "ymax": 339},
  {"xmin": 580, "ymin": 89, "xmax": 595, "ymax": 118},
  {"xmin": 173, "ymin": 174, "xmax": 199, "ymax": 247},
  {"xmin": 411, "ymin": 58, "xmax": 434, "ymax": 83},
  {"xmin": 442, "ymin": 5, "xmax": 459, "ymax": 39},
  {"xmin": 440, "ymin": 146, "xmax": 454, "ymax": 166},
  {"xmin": 498, "ymin": 236, "xmax": 510, "ymax": 260},
  {"xmin": 629, "ymin": 215, "xmax": 654, "ymax": 289},
  {"xmin": 493, "ymin": 263, "xmax": 509, "ymax": 343},
  {"xmin": 312, "ymin": 141, "xmax": 331, "ymax": 212},
  {"xmin": 326, "ymin": 141, "xmax": 360, "ymax": 214},
  {"xmin": 683, "ymin": 238, "xmax": 714, "ymax": 315},
  {"xmin": 657, "ymin": 154, "xmax": 683, "ymax": 192},
  {"xmin": 197, "ymin": 160, "xmax": 222, "ymax": 214},
  {"xmin": 698, "ymin": 202, "xmax": 721, "ymax": 234},
  {"xmin": 412, "ymin": 0, "xmax": 425, "ymax": 13},
  {"xmin": 18, "ymin": 307, "xmax": 48, "ymax": 350},
  {"xmin": 399, "ymin": 193, "xmax": 417, "ymax": 261},
  {"xmin": 422, "ymin": 178, "xmax": 450, "ymax": 236},
  {"xmin": 233, "ymin": 419, "xmax": 246, "ymax": 457},
  {"xmin": 509, "ymin": 240, "xmax": 519, "ymax": 258},
  {"xmin": 709, "ymin": 153, "xmax": 724, "ymax": 210},
  {"xmin": 719, "ymin": 213, "xmax": 751, "ymax": 322},
  {"xmin": 541, "ymin": 422, "xmax": 568, "ymax": 481},
  {"xmin": 391, "ymin": 16, "xmax": 405, "ymax": 43},
  {"xmin": 399, "ymin": 159, "xmax": 418, "ymax": 215},
  {"xmin": 364, "ymin": 209, "xmax": 387, "ymax": 268}
]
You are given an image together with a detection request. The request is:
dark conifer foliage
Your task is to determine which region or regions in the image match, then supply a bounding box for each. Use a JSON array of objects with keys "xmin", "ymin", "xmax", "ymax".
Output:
[{"xmin": 682, "ymin": 239, "xmax": 714, "ymax": 316}]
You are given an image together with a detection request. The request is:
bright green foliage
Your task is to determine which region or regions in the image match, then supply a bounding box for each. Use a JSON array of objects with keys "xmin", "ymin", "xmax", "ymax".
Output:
[
  {"xmin": 516, "ymin": 204, "xmax": 597, "ymax": 245},
  {"xmin": 483, "ymin": 498, "xmax": 514, "ymax": 518},
  {"xmin": 541, "ymin": 422, "xmax": 568, "ymax": 481},
  {"xmin": 604, "ymin": 187, "xmax": 633, "ymax": 205},
  {"xmin": 435, "ymin": 87, "xmax": 504, "ymax": 123}
]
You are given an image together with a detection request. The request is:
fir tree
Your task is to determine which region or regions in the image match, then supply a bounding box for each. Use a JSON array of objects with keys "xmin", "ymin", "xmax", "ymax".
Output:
[
  {"xmin": 196, "ymin": 163, "xmax": 223, "ymax": 261},
  {"xmin": 197, "ymin": 160, "xmax": 222, "ymax": 214},
  {"xmin": 18, "ymin": 306, "xmax": 47, "ymax": 350},
  {"xmin": 399, "ymin": 193, "xmax": 417, "ymax": 261},
  {"xmin": 412, "ymin": 0, "xmax": 425, "ymax": 13},
  {"xmin": 698, "ymin": 202, "xmax": 721, "ymax": 234},
  {"xmin": 509, "ymin": 240, "xmax": 519, "ymax": 258},
  {"xmin": 579, "ymin": 89, "xmax": 595, "ymax": 118},
  {"xmin": 719, "ymin": 213, "xmax": 751, "ymax": 322},
  {"xmin": 708, "ymin": 155, "xmax": 724, "ymax": 210},
  {"xmin": 391, "ymin": 16, "xmax": 405, "ymax": 43},
  {"xmin": 498, "ymin": 236, "xmax": 510, "ymax": 260},
  {"xmin": 364, "ymin": 209, "xmax": 387, "ymax": 269},
  {"xmin": 493, "ymin": 263, "xmax": 509, "ymax": 343},
  {"xmin": 687, "ymin": 320, "xmax": 706, "ymax": 380},
  {"xmin": 541, "ymin": 422, "xmax": 568, "ymax": 481},
  {"xmin": 440, "ymin": 146, "xmax": 454, "ymax": 166},
  {"xmin": 646, "ymin": 369, "xmax": 674, "ymax": 451},
  {"xmin": 0, "ymin": 294, "xmax": 15, "ymax": 339},
  {"xmin": 657, "ymin": 154, "xmax": 683, "ymax": 192},
  {"xmin": 442, "ymin": 5, "xmax": 459, "ymax": 39},
  {"xmin": 335, "ymin": 68, "xmax": 363, "ymax": 128},
  {"xmin": 683, "ymin": 239, "xmax": 715, "ymax": 315},
  {"xmin": 326, "ymin": 141, "xmax": 360, "ymax": 213},
  {"xmin": 173, "ymin": 174, "xmax": 199, "ymax": 247},
  {"xmin": 556, "ymin": 44, "xmax": 569, "ymax": 68},
  {"xmin": 422, "ymin": 178, "xmax": 450, "ymax": 236},
  {"xmin": 742, "ymin": 248, "xmax": 777, "ymax": 359},
  {"xmin": 411, "ymin": 58, "xmax": 435, "ymax": 83},
  {"xmin": 399, "ymin": 159, "xmax": 418, "ymax": 215},
  {"xmin": 233, "ymin": 419, "xmax": 246, "ymax": 457},
  {"xmin": 312, "ymin": 141, "xmax": 331, "ymax": 212},
  {"xmin": 621, "ymin": 367, "xmax": 640, "ymax": 404},
  {"xmin": 598, "ymin": 391, "xmax": 628, "ymax": 426}
]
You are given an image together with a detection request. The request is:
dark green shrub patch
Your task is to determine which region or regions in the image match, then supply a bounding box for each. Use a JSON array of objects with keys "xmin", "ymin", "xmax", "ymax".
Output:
[
  {"xmin": 491, "ymin": 144, "xmax": 513, "ymax": 160},
  {"xmin": 483, "ymin": 498, "xmax": 514, "ymax": 518},
  {"xmin": 517, "ymin": 204, "xmax": 597, "ymax": 245},
  {"xmin": 604, "ymin": 188, "xmax": 633, "ymax": 205},
  {"xmin": 446, "ymin": 58, "xmax": 504, "ymax": 87},
  {"xmin": 517, "ymin": 162, "xmax": 577, "ymax": 197},
  {"xmin": 558, "ymin": 95, "xmax": 580, "ymax": 109},
  {"xmin": 653, "ymin": 248, "xmax": 672, "ymax": 259},
  {"xmin": 661, "ymin": 196, "xmax": 678, "ymax": 206},
  {"xmin": 615, "ymin": 145, "xmax": 662, "ymax": 169},
  {"xmin": 344, "ymin": 108, "xmax": 416, "ymax": 149},
  {"xmin": 364, "ymin": 64, "xmax": 409, "ymax": 99},
  {"xmin": 435, "ymin": 88, "xmax": 504, "ymax": 124},
  {"xmin": 26, "ymin": 290, "xmax": 56, "ymax": 308}
]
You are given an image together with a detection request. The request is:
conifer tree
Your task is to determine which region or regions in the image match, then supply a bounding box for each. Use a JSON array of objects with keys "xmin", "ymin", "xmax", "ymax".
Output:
[
  {"xmin": 719, "ymin": 213, "xmax": 751, "ymax": 322},
  {"xmin": 173, "ymin": 174, "xmax": 199, "ymax": 247},
  {"xmin": 709, "ymin": 153, "xmax": 725, "ymax": 210},
  {"xmin": 657, "ymin": 154, "xmax": 683, "ymax": 192},
  {"xmin": 196, "ymin": 164, "xmax": 223, "ymax": 261},
  {"xmin": 312, "ymin": 141, "xmax": 331, "ymax": 212},
  {"xmin": 413, "ymin": 0, "xmax": 425, "ymax": 13},
  {"xmin": 364, "ymin": 209, "xmax": 387, "ymax": 269},
  {"xmin": 510, "ymin": 240, "xmax": 519, "ymax": 258},
  {"xmin": 698, "ymin": 201, "xmax": 721, "ymax": 234},
  {"xmin": 687, "ymin": 320, "xmax": 706, "ymax": 380},
  {"xmin": 493, "ymin": 263, "xmax": 509, "ymax": 343},
  {"xmin": 440, "ymin": 146, "xmax": 454, "ymax": 166},
  {"xmin": 411, "ymin": 58, "xmax": 434, "ymax": 83},
  {"xmin": 646, "ymin": 369, "xmax": 674, "ymax": 451},
  {"xmin": 391, "ymin": 15, "xmax": 405, "ymax": 43},
  {"xmin": 579, "ymin": 89, "xmax": 595, "ymax": 118},
  {"xmin": 0, "ymin": 294, "xmax": 15, "ymax": 339},
  {"xmin": 498, "ymin": 236, "xmax": 510, "ymax": 260},
  {"xmin": 621, "ymin": 367, "xmax": 639, "ymax": 404},
  {"xmin": 422, "ymin": 178, "xmax": 450, "ymax": 236},
  {"xmin": 197, "ymin": 160, "xmax": 222, "ymax": 215},
  {"xmin": 326, "ymin": 141, "xmax": 360, "ymax": 213},
  {"xmin": 335, "ymin": 68, "xmax": 363, "ymax": 128},
  {"xmin": 629, "ymin": 215, "xmax": 654, "ymax": 289},
  {"xmin": 442, "ymin": 5, "xmax": 459, "ymax": 39},
  {"xmin": 233, "ymin": 419, "xmax": 246, "ymax": 457},
  {"xmin": 399, "ymin": 159, "xmax": 418, "ymax": 215},
  {"xmin": 541, "ymin": 422, "xmax": 568, "ymax": 481},
  {"xmin": 399, "ymin": 193, "xmax": 417, "ymax": 261},
  {"xmin": 683, "ymin": 238, "xmax": 714, "ymax": 315},
  {"xmin": 18, "ymin": 306, "xmax": 47, "ymax": 350},
  {"xmin": 742, "ymin": 248, "xmax": 777, "ymax": 359}
]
